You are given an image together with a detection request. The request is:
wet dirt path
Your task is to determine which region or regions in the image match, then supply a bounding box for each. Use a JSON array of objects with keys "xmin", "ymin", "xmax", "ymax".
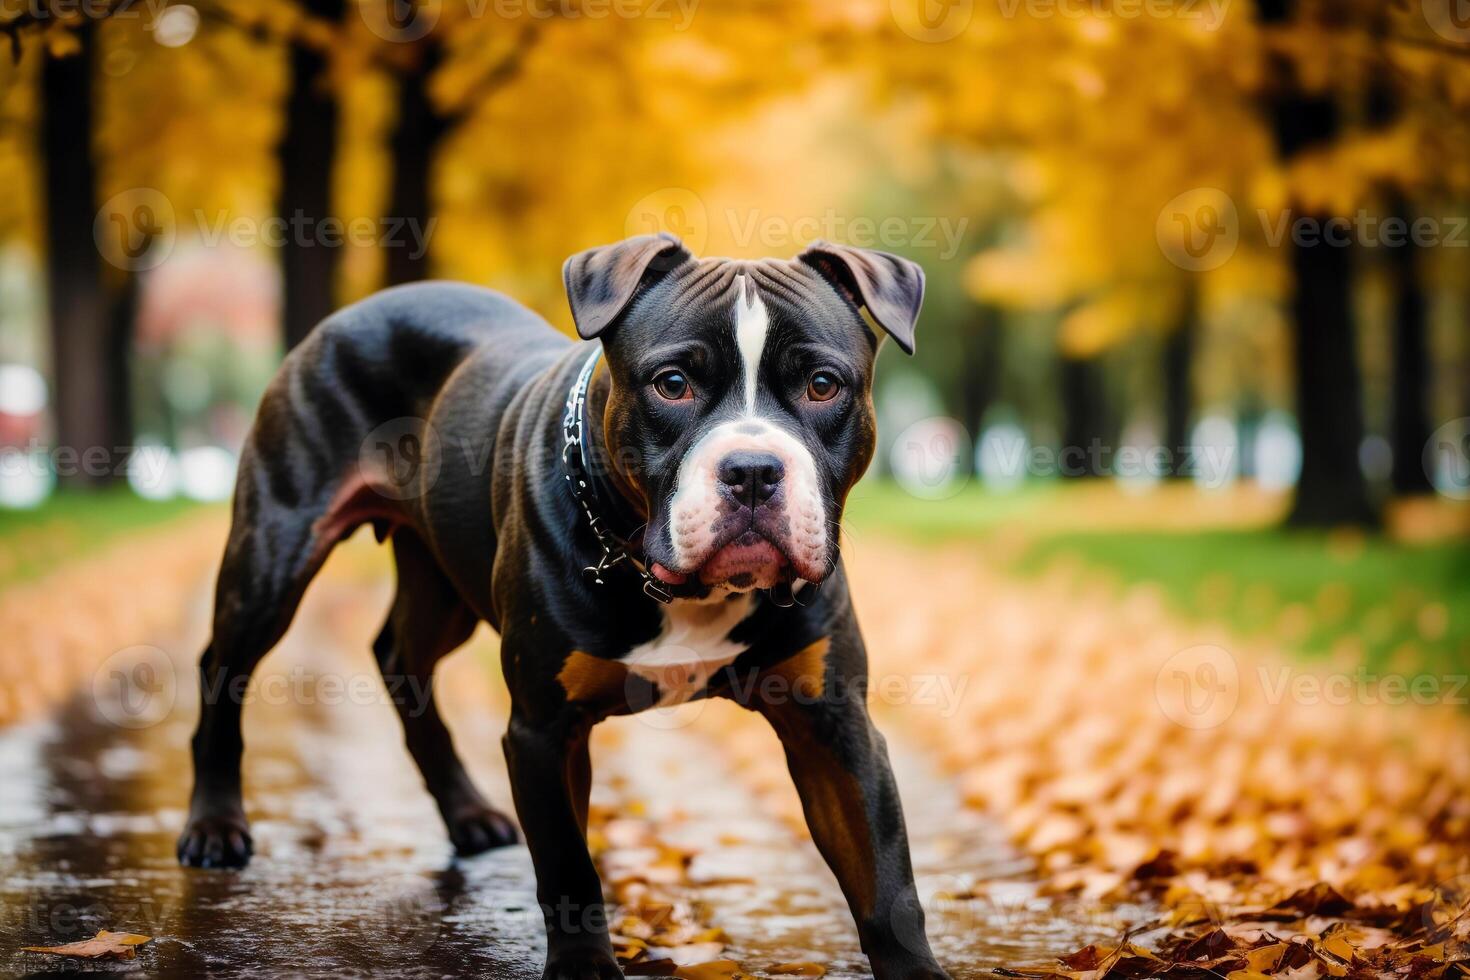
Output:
[{"xmin": 0, "ymin": 550, "xmax": 1146, "ymax": 977}]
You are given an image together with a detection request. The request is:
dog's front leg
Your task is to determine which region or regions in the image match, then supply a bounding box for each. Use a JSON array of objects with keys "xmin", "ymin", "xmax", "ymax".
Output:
[
  {"xmin": 752, "ymin": 634, "xmax": 951, "ymax": 980},
  {"xmin": 503, "ymin": 710, "xmax": 618, "ymax": 980}
]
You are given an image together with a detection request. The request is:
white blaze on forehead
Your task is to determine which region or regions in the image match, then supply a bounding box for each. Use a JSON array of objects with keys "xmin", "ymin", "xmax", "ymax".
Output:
[{"xmin": 734, "ymin": 274, "xmax": 769, "ymax": 415}]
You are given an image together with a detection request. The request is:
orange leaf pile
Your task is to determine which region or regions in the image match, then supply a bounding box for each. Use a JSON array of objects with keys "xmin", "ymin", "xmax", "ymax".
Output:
[
  {"xmin": 1007, "ymin": 887, "xmax": 1470, "ymax": 980},
  {"xmin": 844, "ymin": 539, "xmax": 1470, "ymax": 973},
  {"xmin": 0, "ymin": 512, "xmax": 227, "ymax": 726},
  {"xmin": 588, "ymin": 803, "xmax": 739, "ymax": 974}
]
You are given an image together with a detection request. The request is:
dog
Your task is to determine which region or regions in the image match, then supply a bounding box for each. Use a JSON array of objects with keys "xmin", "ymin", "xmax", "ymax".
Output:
[{"xmin": 177, "ymin": 233, "xmax": 950, "ymax": 980}]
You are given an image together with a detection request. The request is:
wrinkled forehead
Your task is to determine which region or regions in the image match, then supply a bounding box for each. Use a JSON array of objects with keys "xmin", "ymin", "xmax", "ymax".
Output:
[{"xmin": 608, "ymin": 257, "xmax": 878, "ymax": 368}]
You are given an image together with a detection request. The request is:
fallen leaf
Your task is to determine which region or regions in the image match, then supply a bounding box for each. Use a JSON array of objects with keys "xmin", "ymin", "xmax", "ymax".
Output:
[
  {"xmin": 769, "ymin": 964, "xmax": 826, "ymax": 976},
  {"xmin": 21, "ymin": 930, "xmax": 151, "ymax": 960},
  {"xmin": 1264, "ymin": 886, "xmax": 1353, "ymax": 919},
  {"xmin": 674, "ymin": 961, "xmax": 749, "ymax": 980}
]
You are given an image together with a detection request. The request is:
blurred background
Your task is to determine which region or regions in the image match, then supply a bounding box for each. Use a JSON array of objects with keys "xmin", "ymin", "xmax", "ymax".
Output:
[
  {"xmin": 2, "ymin": 0, "xmax": 1468, "ymax": 665},
  {"xmin": 0, "ymin": 1, "xmax": 1469, "ymax": 976}
]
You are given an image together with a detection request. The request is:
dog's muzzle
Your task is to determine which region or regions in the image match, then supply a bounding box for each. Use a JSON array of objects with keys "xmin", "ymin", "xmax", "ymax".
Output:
[{"xmin": 661, "ymin": 419, "xmax": 829, "ymax": 589}]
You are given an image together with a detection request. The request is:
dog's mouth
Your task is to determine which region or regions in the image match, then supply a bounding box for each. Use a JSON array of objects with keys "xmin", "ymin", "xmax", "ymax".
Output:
[{"xmin": 651, "ymin": 530, "xmax": 796, "ymax": 593}]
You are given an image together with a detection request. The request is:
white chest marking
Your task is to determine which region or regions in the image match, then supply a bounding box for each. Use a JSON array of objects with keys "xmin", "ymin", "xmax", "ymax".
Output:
[
  {"xmin": 621, "ymin": 594, "xmax": 755, "ymax": 705},
  {"xmin": 734, "ymin": 275, "xmax": 769, "ymax": 415}
]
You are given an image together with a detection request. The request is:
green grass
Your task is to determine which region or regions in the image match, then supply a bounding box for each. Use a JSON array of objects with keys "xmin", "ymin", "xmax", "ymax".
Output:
[
  {"xmin": 845, "ymin": 481, "xmax": 1061, "ymax": 539},
  {"xmin": 1014, "ymin": 529, "xmax": 1470, "ymax": 673},
  {"xmin": 846, "ymin": 481, "xmax": 1470, "ymax": 674},
  {"xmin": 0, "ymin": 490, "xmax": 204, "ymax": 589}
]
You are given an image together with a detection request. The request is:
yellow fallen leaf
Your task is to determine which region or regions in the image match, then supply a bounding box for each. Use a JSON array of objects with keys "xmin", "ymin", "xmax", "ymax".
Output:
[
  {"xmin": 769, "ymin": 963, "xmax": 827, "ymax": 976},
  {"xmin": 1244, "ymin": 942, "xmax": 1288, "ymax": 973},
  {"xmin": 654, "ymin": 942, "xmax": 726, "ymax": 965},
  {"xmin": 674, "ymin": 962, "xmax": 748, "ymax": 980},
  {"xmin": 21, "ymin": 930, "xmax": 151, "ymax": 960}
]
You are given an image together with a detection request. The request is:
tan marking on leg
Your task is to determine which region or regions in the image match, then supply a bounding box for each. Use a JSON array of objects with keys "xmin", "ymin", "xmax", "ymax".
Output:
[
  {"xmin": 762, "ymin": 695, "xmax": 879, "ymax": 919},
  {"xmin": 765, "ymin": 637, "xmax": 830, "ymax": 701},
  {"xmin": 794, "ymin": 747, "xmax": 878, "ymax": 918},
  {"xmin": 557, "ymin": 650, "xmax": 630, "ymax": 705}
]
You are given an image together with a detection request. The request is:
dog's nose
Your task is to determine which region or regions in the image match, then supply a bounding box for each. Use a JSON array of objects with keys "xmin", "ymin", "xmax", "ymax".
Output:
[{"xmin": 718, "ymin": 451, "xmax": 784, "ymax": 507}]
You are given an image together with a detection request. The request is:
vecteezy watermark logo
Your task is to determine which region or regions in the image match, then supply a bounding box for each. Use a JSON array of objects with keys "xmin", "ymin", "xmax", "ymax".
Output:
[
  {"xmin": 623, "ymin": 194, "xmax": 969, "ymax": 260},
  {"xmin": 1425, "ymin": 417, "xmax": 1470, "ymax": 500},
  {"xmin": 1423, "ymin": 0, "xmax": 1470, "ymax": 43},
  {"xmin": 891, "ymin": 417, "xmax": 971, "ymax": 500},
  {"xmin": 1255, "ymin": 666, "xmax": 1467, "ymax": 708},
  {"xmin": 359, "ymin": 418, "xmax": 443, "ymax": 501},
  {"xmin": 95, "ymin": 191, "xmax": 436, "ymax": 269},
  {"xmin": 1157, "ymin": 188, "xmax": 1239, "ymax": 272},
  {"xmin": 625, "ymin": 187, "xmax": 710, "ymax": 260},
  {"xmin": 354, "ymin": 873, "xmax": 444, "ymax": 962},
  {"xmin": 993, "ymin": 0, "xmax": 1230, "ymax": 28},
  {"xmin": 725, "ymin": 209, "xmax": 968, "ymax": 260},
  {"xmin": 1259, "ymin": 211, "xmax": 1469, "ymax": 249},
  {"xmin": 94, "ymin": 187, "xmax": 176, "ymax": 272},
  {"xmin": 891, "ymin": 0, "xmax": 973, "ymax": 42},
  {"xmin": 359, "ymin": 0, "xmax": 443, "ymax": 41},
  {"xmin": 91, "ymin": 645, "xmax": 177, "ymax": 730},
  {"xmin": 1154, "ymin": 644, "xmax": 1239, "ymax": 729}
]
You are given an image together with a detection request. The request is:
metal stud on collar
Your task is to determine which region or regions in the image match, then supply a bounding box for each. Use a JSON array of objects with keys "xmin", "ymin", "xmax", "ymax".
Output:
[{"xmin": 561, "ymin": 349, "xmax": 672, "ymax": 604}]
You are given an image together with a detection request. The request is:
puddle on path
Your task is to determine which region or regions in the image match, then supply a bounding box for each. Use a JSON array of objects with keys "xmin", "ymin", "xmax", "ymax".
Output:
[
  {"xmin": 0, "ymin": 575, "xmax": 1150, "ymax": 977},
  {"xmin": 596, "ymin": 712, "xmax": 1150, "ymax": 979}
]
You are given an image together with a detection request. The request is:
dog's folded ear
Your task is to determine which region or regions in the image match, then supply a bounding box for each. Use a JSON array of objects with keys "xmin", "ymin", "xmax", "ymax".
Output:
[
  {"xmin": 799, "ymin": 240, "xmax": 925, "ymax": 355},
  {"xmin": 563, "ymin": 233, "xmax": 692, "ymax": 339}
]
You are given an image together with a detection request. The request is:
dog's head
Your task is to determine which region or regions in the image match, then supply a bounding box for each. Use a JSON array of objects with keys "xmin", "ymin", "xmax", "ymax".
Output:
[{"xmin": 564, "ymin": 233, "xmax": 924, "ymax": 597}]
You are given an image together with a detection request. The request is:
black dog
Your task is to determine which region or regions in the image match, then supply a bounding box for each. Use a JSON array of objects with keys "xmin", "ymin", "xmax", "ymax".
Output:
[{"xmin": 178, "ymin": 234, "xmax": 950, "ymax": 980}]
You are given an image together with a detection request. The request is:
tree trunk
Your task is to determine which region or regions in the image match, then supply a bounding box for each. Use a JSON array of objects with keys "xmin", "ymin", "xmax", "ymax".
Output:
[
  {"xmin": 1285, "ymin": 232, "xmax": 1378, "ymax": 525},
  {"xmin": 1059, "ymin": 355, "xmax": 1109, "ymax": 478},
  {"xmin": 1386, "ymin": 208, "xmax": 1434, "ymax": 496},
  {"xmin": 1162, "ymin": 282, "xmax": 1197, "ymax": 478},
  {"xmin": 1259, "ymin": 0, "xmax": 1377, "ymax": 526},
  {"xmin": 956, "ymin": 307, "xmax": 1002, "ymax": 445},
  {"xmin": 277, "ymin": 0, "xmax": 345, "ymax": 349},
  {"xmin": 384, "ymin": 39, "xmax": 447, "ymax": 287},
  {"xmin": 42, "ymin": 22, "xmax": 127, "ymax": 487}
]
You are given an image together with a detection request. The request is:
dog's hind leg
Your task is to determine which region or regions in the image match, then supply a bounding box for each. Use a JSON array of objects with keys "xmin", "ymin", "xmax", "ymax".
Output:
[
  {"xmin": 373, "ymin": 528, "xmax": 518, "ymax": 855},
  {"xmin": 177, "ymin": 463, "xmax": 335, "ymax": 869}
]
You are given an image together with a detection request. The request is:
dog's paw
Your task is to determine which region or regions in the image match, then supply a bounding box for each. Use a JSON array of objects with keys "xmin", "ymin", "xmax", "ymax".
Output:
[
  {"xmin": 446, "ymin": 805, "xmax": 519, "ymax": 856},
  {"xmin": 541, "ymin": 946, "xmax": 623, "ymax": 980},
  {"xmin": 177, "ymin": 812, "xmax": 252, "ymax": 869}
]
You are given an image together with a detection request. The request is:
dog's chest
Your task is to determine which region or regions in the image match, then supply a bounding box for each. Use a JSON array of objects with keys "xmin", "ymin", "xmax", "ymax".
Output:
[{"xmin": 620, "ymin": 595, "xmax": 754, "ymax": 705}]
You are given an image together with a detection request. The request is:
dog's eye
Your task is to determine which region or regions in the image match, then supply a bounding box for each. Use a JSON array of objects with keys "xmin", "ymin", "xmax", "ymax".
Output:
[
  {"xmin": 652, "ymin": 370, "xmax": 692, "ymax": 402},
  {"xmin": 806, "ymin": 371, "xmax": 841, "ymax": 402}
]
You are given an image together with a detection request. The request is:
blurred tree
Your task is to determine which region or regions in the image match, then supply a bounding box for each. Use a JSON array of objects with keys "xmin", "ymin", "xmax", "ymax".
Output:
[
  {"xmin": 958, "ymin": 307, "xmax": 1004, "ymax": 443},
  {"xmin": 867, "ymin": 0, "xmax": 1468, "ymax": 515},
  {"xmin": 278, "ymin": 0, "xmax": 345, "ymax": 348},
  {"xmin": 1363, "ymin": 36, "xmax": 1432, "ymax": 497},
  {"xmin": 375, "ymin": 2, "xmax": 537, "ymax": 287},
  {"xmin": 1162, "ymin": 281, "xmax": 1198, "ymax": 478},
  {"xmin": 382, "ymin": 30, "xmax": 444, "ymax": 287},
  {"xmin": 1257, "ymin": 0, "xmax": 1376, "ymax": 527},
  {"xmin": 1059, "ymin": 354, "xmax": 1113, "ymax": 478},
  {"xmin": 1384, "ymin": 196, "xmax": 1433, "ymax": 496},
  {"xmin": 38, "ymin": 19, "xmax": 128, "ymax": 486}
]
